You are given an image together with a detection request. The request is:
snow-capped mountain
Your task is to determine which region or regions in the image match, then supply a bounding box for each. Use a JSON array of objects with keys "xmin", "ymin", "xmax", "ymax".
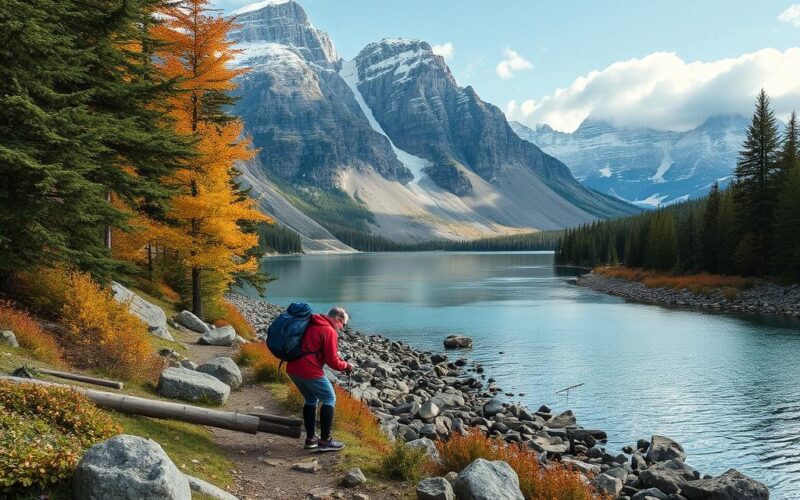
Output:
[
  {"xmin": 228, "ymin": 0, "xmax": 636, "ymax": 249},
  {"xmin": 511, "ymin": 115, "xmax": 748, "ymax": 207}
]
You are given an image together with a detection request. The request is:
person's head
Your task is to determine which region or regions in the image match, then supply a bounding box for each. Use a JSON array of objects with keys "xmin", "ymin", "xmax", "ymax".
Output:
[{"xmin": 327, "ymin": 306, "xmax": 349, "ymax": 332}]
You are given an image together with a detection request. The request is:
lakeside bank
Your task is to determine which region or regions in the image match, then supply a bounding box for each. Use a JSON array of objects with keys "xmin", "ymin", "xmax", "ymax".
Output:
[
  {"xmin": 228, "ymin": 294, "xmax": 770, "ymax": 499},
  {"xmin": 574, "ymin": 271, "xmax": 800, "ymax": 318}
]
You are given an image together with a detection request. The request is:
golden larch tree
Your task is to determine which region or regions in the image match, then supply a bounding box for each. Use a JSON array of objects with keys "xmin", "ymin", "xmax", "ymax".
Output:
[{"xmin": 153, "ymin": 0, "xmax": 268, "ymax": 316}]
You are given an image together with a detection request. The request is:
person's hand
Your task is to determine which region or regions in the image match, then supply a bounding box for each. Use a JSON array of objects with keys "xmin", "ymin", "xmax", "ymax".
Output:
[{"xmin": 345, "ymin": 363, "xmax": 355, "ymax": 373}]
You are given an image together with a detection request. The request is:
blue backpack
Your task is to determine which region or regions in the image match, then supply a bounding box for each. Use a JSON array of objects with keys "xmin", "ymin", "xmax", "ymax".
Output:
[{"xmin": 266, "ymin": 302, "xmax": 313, "ymax": 364}]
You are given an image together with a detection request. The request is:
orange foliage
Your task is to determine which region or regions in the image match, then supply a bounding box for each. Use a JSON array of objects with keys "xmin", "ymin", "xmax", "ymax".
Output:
[
  {"xmin": 595, "ymin": 266, "xmax": 753, "ymax": 294},
  {"xmin": 0, "ymin": 301, "xmax": 63, "ymax": 364},
  {"xmin": 333, "ymin": 385, "xmax": 391, "ymax": 453},
  {"xmin": 436, "ymin": 431, "xmax": 602, "ymax": 500},
  {"xmin": 220, "ymin": 301, "xmax": 256, "ymax": 339},
  {"xmin": 152, "ymin": 0, "xmax": 269, "ymax": 308},
  {"xmin": 19, "ymin": 267, "xmax": 163, "ymax": 382}
]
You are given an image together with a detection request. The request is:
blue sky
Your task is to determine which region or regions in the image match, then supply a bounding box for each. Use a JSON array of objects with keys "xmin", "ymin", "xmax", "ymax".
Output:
[{"xmin": 212, "ymin": 0, "xmax": 800, "ymax": 132}]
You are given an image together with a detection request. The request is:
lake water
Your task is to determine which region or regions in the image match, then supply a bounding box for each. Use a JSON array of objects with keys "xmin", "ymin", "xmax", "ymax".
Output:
[{"xmin": 253, "ymin": 252, "xmax": 800, "ymax": 496}]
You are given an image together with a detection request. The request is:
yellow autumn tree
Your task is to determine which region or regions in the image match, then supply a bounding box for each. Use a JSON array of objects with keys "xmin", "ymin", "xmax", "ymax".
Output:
[{"xmin": 153, "ymin": 0, "xmax": 268, "ymax": 317}]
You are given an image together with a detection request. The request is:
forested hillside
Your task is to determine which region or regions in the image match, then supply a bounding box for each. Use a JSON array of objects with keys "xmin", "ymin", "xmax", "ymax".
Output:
[{"xmin": 556, "ymin": 91, "xmax": 800, "ymax": 281}]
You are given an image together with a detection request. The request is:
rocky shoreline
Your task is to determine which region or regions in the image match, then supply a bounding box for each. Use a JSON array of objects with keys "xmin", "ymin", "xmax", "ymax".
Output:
[
  {"xmin": 228, "ymin": 294, "xmax": 769, "ymax": 499},
  {"xmin": 575, "ymin": 272, "xmax": 800, "ymax": 318}
]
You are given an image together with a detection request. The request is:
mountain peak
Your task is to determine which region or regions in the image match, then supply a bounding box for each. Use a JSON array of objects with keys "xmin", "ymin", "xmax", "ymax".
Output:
[{"xmin": 229, "ymin": 0, "xmax": 338, "ymax": 66}]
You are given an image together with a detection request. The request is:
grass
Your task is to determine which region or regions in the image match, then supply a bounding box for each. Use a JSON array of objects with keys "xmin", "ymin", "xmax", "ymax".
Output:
[
  {"xmin": 594, "ymin": 266, "xmax": 755, "ymax": 295},
  {"xmin": 114, "ymin": 413, "xmax": 235, "ymax": 488},
  {"xmin": 0, "ymin": 301, "xmax": 64, "ymax": 365}
]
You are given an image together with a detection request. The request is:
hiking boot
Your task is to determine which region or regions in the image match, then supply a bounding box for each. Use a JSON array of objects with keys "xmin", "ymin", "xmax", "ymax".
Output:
[
  {"xmin": 316, "ymin": 438, "xmax": 345, "ymax": 452},
  {"xmin": 304, "ymin": 436, "xmax": 319, "ymax": 449}
]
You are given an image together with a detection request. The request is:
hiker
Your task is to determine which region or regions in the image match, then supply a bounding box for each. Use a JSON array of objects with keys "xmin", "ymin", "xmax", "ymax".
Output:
[{"xmin": 286, "ymin": 306, "xmax": 353, "ymax": 451}]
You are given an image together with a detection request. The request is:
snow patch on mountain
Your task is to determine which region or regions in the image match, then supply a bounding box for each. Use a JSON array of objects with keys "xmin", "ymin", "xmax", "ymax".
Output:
[
  {"xmin": 230, "ymin": 0, "xmax": 291, "ymax": 17},
  {"xmin": 339, "ymin": 59, "xmax": 429, "ymax": 181}
]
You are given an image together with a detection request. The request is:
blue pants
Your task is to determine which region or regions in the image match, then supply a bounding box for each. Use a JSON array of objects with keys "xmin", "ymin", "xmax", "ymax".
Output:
[{"xmin": 289, "ymin": 375, "xmax": 336, "ymax": 407}]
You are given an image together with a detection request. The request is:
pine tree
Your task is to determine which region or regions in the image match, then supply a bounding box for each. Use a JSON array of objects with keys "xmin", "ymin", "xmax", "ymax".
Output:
[
  {"xmin": 772, "ymin": 164, "xmax": 800, "ymax": 280},
  {"xmin": 0, "ymin": 0, "xmax": 188, "ymax": 286},
  {"xmin": 701, "ymin": 183, "xmax": 721, "ymax": 273},
  {"xmin": 734, "ymin": 90, "xmax": 781, "ymax": 275},
  {"xmin": 154, "ymin": 0, "xmax": 268, "ymax": 316},
  {"xmin": 644, "ymin": 211, "xmax": 677, "ymax": 271}
]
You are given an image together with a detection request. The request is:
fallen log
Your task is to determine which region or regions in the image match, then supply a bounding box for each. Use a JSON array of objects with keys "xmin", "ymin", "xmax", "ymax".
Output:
[
  {"xmin": 37, "ymin": 368, "xmax": 124, "ymax": 390},
  {"xmin": 0, "ymin": 375, "xmax": 305, "ymax": 436}
]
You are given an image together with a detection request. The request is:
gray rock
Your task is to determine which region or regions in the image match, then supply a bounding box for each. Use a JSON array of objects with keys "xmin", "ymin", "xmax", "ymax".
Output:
[
  {"xmin": 646, "ymin": 435, "xmax": 686, "ymax": 463},
  {"xmin": 406, "ymin": 437, "xmax": 441, "ymax": 464},
  {"xmin": 0, "ymin": 330, "xmax": 19, "ymax": 348},
  {"xmin": 176, "ymin": 310, "xmax": 210, "ymax": 334},
  {"xmin": 594, "ymin": 473, "xmax": 623, "ymax": 496},
  {"xmin": 443, "ymin": 335, "xmax": 473, "ymax": 349},
  {"xmin": 416, "ymin": 477, "xmax": 455, "ymax": 500},
  {"xmin": 341, "ymin": 467, "xmax": 366, "ymax": 487},
  {"xmin": 199, "ymin": 325, "xmax": 236, "ymax": 346},
  {"xmin": 482, "ymin": 398, "xmax": 504, "ymax": 417},
  {"xmin": 638, "ymin": 458, "xmax": 698, "ymax": 494},
  {"xmin": 292, "ymin": 459, "xmax": 320, "ymax": 473},
  {"xmin": 419, "ymin": 400, "xmax": 441, "ymax": 419},
  {"xmin": 180, "ymin": 359, "xmax": 197, "ymax": 370},
  {"xmin": 196, "ymin": 357, "xmax": 243, "ymax": 389},
  {"xmin": 454, "ymin": 459, "xmax": 524, "ymax": 500},
  {"xmin": 185, "ymin": 474, "xmax": 238, "ymax": 500},
  {"xmin": 157, "ymin": 367, "xmax": 230, "ymax": 405},
  {"xmin": 546, "ymin": 410, "xmax": 577, "ymax": 428},
  {"xmin": 528, "ymin": 435, "xmax": 569, "ymax": 455},
  {"xmin": 112, "ymin": 282, "xmax": 173, "ymax": 341},
  {"xmin": 73, "ymin": 435, "xmax": 190, "ymax": 500},
  {"xmin": 632, "ymin": 489, "xmax": 669, "ymax": 500},
  {"xmin": 681, "ymin": 469, "xmax": 769, "ymax": 500}
]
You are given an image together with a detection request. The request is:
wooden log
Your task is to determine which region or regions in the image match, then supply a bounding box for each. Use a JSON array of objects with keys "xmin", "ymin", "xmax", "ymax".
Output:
[
  {"xmin": 37, "ymin": 368, "xmax": 124, "ymax": 390},
  {"xmin": 247, "ymin": 412, "xmax": 303, "ymax": 427},
  {"xmin": 0, "ymin": 375, "xmax": 262, "ymax": 434}
]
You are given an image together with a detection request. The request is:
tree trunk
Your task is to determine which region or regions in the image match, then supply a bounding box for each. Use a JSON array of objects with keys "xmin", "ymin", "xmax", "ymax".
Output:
[{"xmin": 192, "ymin": 266, "xmax": 202, "ymax": 318}]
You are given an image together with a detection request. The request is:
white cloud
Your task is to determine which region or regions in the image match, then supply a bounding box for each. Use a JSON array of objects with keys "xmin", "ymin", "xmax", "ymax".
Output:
[
  {"xmin": 778, "ymin": 4, "xmax": 800, "ymax": 26},
  {"xmin": 431, "ymin": 42, "xmax": 455, "ymax": 61},
  {"xmin": 506, "ymin": 48, "xmax": 800, "ymax": 132},
  {"xmin": 496, "ymin": 48, "xmax": 533, "ymax": 79}
]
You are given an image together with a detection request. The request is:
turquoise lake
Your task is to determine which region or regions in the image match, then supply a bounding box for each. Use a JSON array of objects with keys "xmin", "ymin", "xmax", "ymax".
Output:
[{"xmin": 252, "ymin": 251, "xmax": 800, "ymax": 496}]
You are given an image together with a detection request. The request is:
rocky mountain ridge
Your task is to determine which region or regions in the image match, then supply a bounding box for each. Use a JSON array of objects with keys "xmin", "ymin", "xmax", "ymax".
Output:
[
  {"xmin": 511, "ymin": 115, "xmax": 748, "ymax": 207},
  {"xmin": 229, "ymin": 0, "xmax": 637, "ymax": 250}
]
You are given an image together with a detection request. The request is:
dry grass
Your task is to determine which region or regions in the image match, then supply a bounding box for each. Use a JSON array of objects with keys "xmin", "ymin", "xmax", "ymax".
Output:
[
  {"xmin": 595, "ymin": 266, "xmax": 754, "ymax": 294},
  {"xmin": 332, "ymin": 385, "xmax": 391, "ymax": 454},
  {"xmin": 220, "ymin": 301, "xmax": 256, "ymax": 339},
  {"xmin": 0, "ymin": 301, "xmax": 63, "ymax": 365},
  {"xmin": 436, "ymin": 431, "xmax": 602, "ymax": 500},
  {"xmin": 236, "ymin": 342, "xmax": 288, "ymax": 382}
]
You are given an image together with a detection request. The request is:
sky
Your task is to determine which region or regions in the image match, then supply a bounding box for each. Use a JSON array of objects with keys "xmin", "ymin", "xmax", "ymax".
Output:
[{"xmin": 211, "ymin": 0, "xmax": 800, "ymax": 132}]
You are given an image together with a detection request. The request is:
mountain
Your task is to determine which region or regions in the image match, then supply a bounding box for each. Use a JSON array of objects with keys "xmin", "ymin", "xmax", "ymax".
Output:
[
  {"xmin": 511, "ymin": 115, "xmax": 749, "ymax": 207},
  {"xmin": 229, "ymin": 1, "xmax": 637, "ymax": 250}
]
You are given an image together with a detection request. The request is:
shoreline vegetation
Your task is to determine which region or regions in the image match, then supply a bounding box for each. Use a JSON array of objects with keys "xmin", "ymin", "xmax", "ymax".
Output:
[{"xmin": 576, "ymin": 266, "xmax": 800, "ymax": 318}]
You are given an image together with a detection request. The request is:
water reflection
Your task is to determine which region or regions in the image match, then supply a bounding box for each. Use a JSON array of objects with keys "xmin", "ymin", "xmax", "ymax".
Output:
[{"xmin": 251, "ymin": 252, "xmax": 800, "ymax": 496}]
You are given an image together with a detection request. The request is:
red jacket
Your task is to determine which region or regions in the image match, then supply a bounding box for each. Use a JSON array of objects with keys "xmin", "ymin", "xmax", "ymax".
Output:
[{"xmin": 286, "ymin": 314, "xmax": 350, "ymax": 379}]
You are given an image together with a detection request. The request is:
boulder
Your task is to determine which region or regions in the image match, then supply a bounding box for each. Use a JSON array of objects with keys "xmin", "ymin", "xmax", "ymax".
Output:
[
  {"xmin": 73, "ymin": 435, "xmax": 190, "ymax": 500},
  {"xmin": 157, "ymin": 367, "xmax": 230, "ymax": 405},
  {"xmin": 594, "ymin": 473, "xmax": 623, "ymax": 496},
  {"xmin": 528, "ymin": 435, "xmax": 569, "ymax": 455},
  {"xmin": 199, "ymin": 325, "xmax": 236, "ymax": 346},
  {"xmin": 443, "ymin": 335, "xmax": 473, "ymax": 349},
  {"xmin": 406, "ymin": 437, "xmax": 441, "ymax": 464},
  {"xmin": 416, "ymin": 477, "xmax": 455, "ymax": 500},
  {"xmin": 185, "ymin": 474, "xmax": 238, "ymax": 500},
  {"xmin": 638, "ymin": 458, "xmax": 698, "ymax": 494},
  {"xmin": 454, "ymin": 459, "xmax": 524, "ymax": 500},
  {"xmin": 646, "ymin": 435, "xmax": 686, "ymax": 463},
  {"xmin": 482, "ymin": 398, "xmax": 504, "ymax": 417},
  {"xmin": 546, "ymin": 410, "xmax": 577, "ymax": 428},
  {"xmin": 632, "ymin": 489, "xmax": 669, "ymax": 500},
  {"xmin": 0, "ymin": 330, "xmax": 19, "ymax": 348},
  {"xmin": 112, "ymin": 282, "xmax": 173, "ymax": 341},
  {"xmin": 176, "ymin": 310, "xmax": 211, "ymax": 334},
  {"xmin": 341, "ymin": 467, "xmax": 367, "ymax": 487},
  {"xmin": 419, "ymin": 400, "xmax": 441, "ymax": 419},
  {"xmin": 196, "ymin": 357, "xmax": 242, "ymax": 389},
  {"xmin": 681, "ymin": 469, "xmax": 769, "ymax": 500}
]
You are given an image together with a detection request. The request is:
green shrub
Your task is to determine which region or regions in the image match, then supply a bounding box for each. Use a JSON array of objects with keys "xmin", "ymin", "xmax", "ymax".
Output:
[
  {"xmin": 0, "ymin": 381, "xmax": 121, "ymax": 493},
  {"xmin": 380, "ymin": 441, "xmax": 429, "ymax": 482}
]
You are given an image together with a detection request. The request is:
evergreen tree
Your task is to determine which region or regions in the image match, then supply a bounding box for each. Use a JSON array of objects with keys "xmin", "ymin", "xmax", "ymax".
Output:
[
  {"xmin": 644, "ymin": 211, "xmax": 677, "ymax": 271},
  {"xmin": 778, "ymin": 111, "xmax": 799, "ymax": 179},
  {"xmin": 734, "ymin": 90, "xmax": 781, "ymax": 275},
  {"xmin": 701, "ymin": 183, "xmax": 721, "ymax": 273},
  {"xmin": 0, "ymin": 0, "xmax": 188, "ymax": 286},
  {"xmin": 772, "ymin": 164, "xmax": 800, "ymax": 281}
]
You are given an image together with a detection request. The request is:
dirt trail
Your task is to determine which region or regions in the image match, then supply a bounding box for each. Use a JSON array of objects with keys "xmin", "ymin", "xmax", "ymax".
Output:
[{"xmin": 183, "ymin": 340, "xmax": 398, "ymax": 500}]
